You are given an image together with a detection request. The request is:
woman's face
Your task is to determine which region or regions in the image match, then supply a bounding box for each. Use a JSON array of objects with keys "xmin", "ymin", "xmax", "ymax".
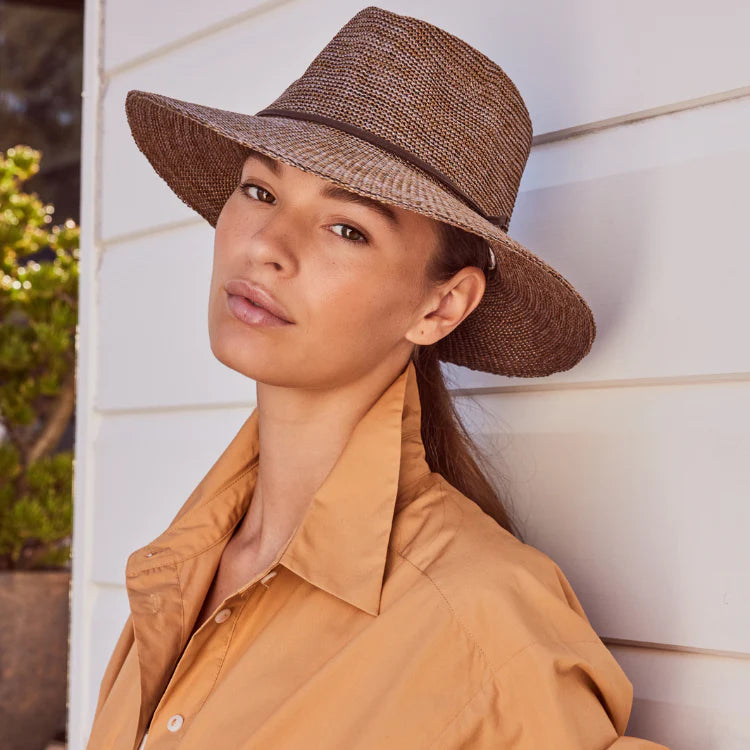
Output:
[{"xmin": 208, "ymin": 150, "xmax": 478, "ymax": 388}]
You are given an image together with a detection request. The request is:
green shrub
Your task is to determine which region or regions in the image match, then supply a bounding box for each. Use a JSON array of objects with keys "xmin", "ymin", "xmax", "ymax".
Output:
[{"xmin": 0, "ymin": 144, "xmax": 79, "ymax": 570}]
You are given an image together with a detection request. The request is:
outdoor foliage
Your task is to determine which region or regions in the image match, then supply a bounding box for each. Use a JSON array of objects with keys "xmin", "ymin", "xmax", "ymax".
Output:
[{"xmin": 0, "ymin": 144, "xmax": 78, "ymax": 570}]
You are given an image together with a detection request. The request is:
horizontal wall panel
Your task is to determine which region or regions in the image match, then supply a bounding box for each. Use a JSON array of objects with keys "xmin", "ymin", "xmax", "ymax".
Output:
[
  {"xmin": 103, "ymin": 0, "xmax": 274, "ymax": 71},
  {"xmin": 104, "ymin": 0, "xmax": 750, "ymax": 137},
  {"xmin": 91, "ymin": 408, "xmax": 252, "ymax": 584},
  {"xmin": 610, "ymin": 644, "xmax": 750, "ymax": 750},
  {"xmin": 521, "ymin": 94, "xmax": 750, "ymax": 193},
  {"xmin": 96, "ymin": 222, "xmax": 255, "ymax": 410},
  {"xmin": 456, "ymin": 379, "xmax": 750, "ymax": 653},
  {"xmin": 446, "ymin": 117, "xmax": 750, "ymax": 388}
]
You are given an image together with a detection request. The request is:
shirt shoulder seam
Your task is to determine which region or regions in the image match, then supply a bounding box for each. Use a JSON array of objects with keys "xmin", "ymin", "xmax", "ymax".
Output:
[
  {"xmin": 391, "ymin": 479, "xmax": 603, "ymax": 681},
  {"xmin": 390, "ymin": 479, "xmax": 496, "ymax": 678}
]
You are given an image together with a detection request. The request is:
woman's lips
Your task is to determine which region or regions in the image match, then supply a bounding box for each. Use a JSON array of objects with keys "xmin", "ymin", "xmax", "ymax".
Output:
[{"xmin": 226, "ymin": 293, "xmax": 294, "ymax": 327}]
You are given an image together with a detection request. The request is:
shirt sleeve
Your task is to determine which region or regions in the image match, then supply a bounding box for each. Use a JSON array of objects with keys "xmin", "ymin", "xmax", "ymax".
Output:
[{"xmin": 431, "ymin": 637, "xmax": 671, "ymax": 750}]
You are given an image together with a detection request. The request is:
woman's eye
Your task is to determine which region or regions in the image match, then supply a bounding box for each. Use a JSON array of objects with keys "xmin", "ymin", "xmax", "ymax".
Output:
[
  {"xmin": 240, "ymin": 182, "xmax": 275, "ymax": 203},
  {"xmin": 331, "ymin": 223, "xmax": 367, "ymax": 243},
  {"xmin": 238, "ymin": 184, "xmax": 366, "ymax": 244}
]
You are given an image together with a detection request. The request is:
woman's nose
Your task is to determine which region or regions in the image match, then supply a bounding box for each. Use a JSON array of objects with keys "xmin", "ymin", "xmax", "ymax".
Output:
[{"xmin": 243, "ymin": 207, "xmax": 299, "ymax": 270}]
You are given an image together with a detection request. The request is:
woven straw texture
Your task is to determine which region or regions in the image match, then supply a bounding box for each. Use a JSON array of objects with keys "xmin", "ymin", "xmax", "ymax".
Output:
[{"xmin": 124, "ymin": 5, "xmax": 596, "ymax": 377}]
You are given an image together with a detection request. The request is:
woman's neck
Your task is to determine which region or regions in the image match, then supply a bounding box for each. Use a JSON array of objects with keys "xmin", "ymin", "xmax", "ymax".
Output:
[{"xmin": 231, "ymin": 360, "xmax": 407, "ymax": 561}]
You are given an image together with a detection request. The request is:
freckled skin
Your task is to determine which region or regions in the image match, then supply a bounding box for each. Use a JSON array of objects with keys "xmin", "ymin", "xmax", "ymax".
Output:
[{"xmin": 208, "ymin": 152, "xmax": 485, "ymax": 390}]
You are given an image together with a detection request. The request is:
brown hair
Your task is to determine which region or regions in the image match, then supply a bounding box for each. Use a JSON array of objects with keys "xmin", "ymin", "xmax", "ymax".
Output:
[{"xmin": 410, "ymin": 221, "xmax": 524, "ymax": 541}]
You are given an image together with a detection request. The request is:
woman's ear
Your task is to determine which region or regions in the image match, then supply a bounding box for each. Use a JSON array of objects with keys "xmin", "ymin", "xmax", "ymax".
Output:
[{"xmin": 405, "ymin": 267, "xmax": 486, "ymax": 346}]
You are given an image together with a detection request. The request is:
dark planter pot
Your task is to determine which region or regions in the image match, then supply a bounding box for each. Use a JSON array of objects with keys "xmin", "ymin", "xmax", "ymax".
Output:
[{"xmin": 0, "ymin": 570, "xmax": 71, "ymax": 750}]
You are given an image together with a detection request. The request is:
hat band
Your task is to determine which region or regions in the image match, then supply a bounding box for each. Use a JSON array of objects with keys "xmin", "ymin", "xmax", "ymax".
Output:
[{"xmin": 254, "ymin": 107, "xmax": 509, "ymax": 232}]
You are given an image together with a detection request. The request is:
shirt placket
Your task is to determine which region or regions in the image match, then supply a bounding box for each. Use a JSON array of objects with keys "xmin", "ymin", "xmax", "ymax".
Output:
[{"xmin": 137, "ymin": 567, "xmax": 280, "ymax": 749}]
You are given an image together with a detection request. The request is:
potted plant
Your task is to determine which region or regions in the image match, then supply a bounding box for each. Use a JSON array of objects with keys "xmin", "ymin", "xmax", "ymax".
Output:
[{"xmin": 0, "ymin": 145, "xmax": 79, "ymax": 750}]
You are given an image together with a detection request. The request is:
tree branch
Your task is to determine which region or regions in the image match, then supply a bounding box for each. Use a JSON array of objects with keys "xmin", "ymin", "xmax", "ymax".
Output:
[{"xmin": 27, "ymin": 364, "xmax": 76, "ymax": 465}]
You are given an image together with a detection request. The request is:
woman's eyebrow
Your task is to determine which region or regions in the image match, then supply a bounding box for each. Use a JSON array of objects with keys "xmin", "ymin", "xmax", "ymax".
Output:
[
  {"xmin": 244, "ymin": 150, "xmax": 282, "ymax": 175},
  {"xmin": 318, "ymin": 183, "xmax": 401, "ymax": 229}
]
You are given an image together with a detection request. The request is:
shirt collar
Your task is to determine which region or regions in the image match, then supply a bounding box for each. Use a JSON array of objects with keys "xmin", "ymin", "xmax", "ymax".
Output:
[{"xmin": 127, "ymin": 359, "xmax": 433, "ymax": 617}]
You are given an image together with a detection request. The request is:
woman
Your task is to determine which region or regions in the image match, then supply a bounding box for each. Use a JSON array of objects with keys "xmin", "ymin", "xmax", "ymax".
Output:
[{"xmin": 88, "ymin": 6, "xmax": 670, "ymax": 749}]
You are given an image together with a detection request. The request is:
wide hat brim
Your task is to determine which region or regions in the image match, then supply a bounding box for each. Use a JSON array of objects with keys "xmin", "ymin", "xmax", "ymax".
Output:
[{"xmin": 125, "ymin": 89, "xmax": 596, "ymax": 378}]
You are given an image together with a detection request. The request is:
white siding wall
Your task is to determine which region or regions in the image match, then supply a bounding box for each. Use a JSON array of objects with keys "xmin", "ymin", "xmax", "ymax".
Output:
[{"xmin": 69, "ymin": 1, "xmax": 750, "ymax": 748}]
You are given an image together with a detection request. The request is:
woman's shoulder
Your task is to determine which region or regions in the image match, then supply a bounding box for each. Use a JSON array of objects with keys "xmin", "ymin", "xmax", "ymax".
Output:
[
  {"xmin": 397, "ymin": 476, "xmax": 669, "ymax": 748},
  {"xmin": 398, "ymin": 473, "xmax": 611, "ymax": 675}
]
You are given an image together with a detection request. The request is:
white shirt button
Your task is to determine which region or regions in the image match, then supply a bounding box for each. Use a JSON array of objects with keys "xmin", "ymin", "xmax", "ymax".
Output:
[
  {"xmin": 167, "ymin": 714, "xmax": 184, "ymax": 732},
  {"xmin": 260, "ymin": 570, "xmax": 278, "ymax": 587},
  {"xmin": 214, "ymin": 607, "xmax": 232, "ymax": 623}
]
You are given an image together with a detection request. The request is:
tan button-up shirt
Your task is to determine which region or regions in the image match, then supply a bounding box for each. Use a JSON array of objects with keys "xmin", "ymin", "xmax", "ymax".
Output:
[{"xmin": 88, "ymin": 360, "xmax": 669, "ymax": 749}]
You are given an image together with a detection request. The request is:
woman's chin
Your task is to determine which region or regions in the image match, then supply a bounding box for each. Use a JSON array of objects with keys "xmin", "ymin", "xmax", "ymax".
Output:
[{"xmin": 209, "ymin": 332, "xmax": 302, "ymax": 384}]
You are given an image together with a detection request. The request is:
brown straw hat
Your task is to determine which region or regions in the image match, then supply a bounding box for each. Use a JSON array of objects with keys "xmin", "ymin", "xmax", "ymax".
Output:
[{"xmin": 124, "ymin": 5, "xmax": 596, "ymax": 378}]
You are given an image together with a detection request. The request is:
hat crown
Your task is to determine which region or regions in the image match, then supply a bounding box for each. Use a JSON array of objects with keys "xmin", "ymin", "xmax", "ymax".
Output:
[{"xmin": 258, "ymin": 6, "xmax": 533, "ymax": 229}]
